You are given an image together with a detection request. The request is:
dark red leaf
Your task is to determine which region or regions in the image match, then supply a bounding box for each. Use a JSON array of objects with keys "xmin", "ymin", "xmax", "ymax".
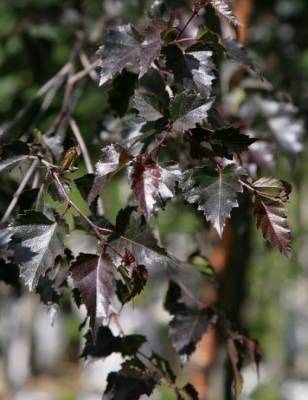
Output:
[
  {"xmin": 254, "ymin": 198, "xmax": 292, "ymax": 258},
  {"xmin": 70, "ymin": 253, "xmax": 115, "ymax": 327}
]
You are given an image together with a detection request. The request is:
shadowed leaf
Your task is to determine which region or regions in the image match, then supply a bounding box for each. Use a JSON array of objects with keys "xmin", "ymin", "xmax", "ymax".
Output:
[
  {"xmin": 207, "ymin": 127, "xmax": 257, "ymax": 159},
  {"xmin": 117, "ymin": 264, "xmax": 148, "ymax": 304},
  {"xmin": 109, "ymin": 71, "xmax": 138, "ymax": 116},
  {"xmin": 222, "ymin": 37, "xmax": 261, "ymax": 77},
  {"xmin": 0, "ymin": 140, "xmax": 30, "ymax": 173},
  {"xmin": 177, "ymin": 384, "xmax": 199, "ymax": 400},
  {"xmin": 133, "ymin": 69, "xmax": 169, "ymax": 122},
  {"xmin": 82, "ymin": 326, "xmax": 145, "ymax": 358},
  {"xmin": 104, "ymin": 358, "xmax": 156, "ymax": 400},
  {"xmin": 170, "ymin": 305, "xmax": 213, "ymax": 362}
]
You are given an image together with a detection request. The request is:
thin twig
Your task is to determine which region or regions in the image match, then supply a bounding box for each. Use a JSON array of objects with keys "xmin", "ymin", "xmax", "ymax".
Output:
[
  {"xmin": 239, "ymin": 178, "xmax": 255, "ymax": 193},
  {"xmin": 70, "ymin": 59, "xmax": 100, "ymax": 85},
  {"xmin": 1, "ymin": 160, "xmax": 39, "ymax": 223},
  {"xmin": 175, "ymin": 278, "xmax": 206, "ymax": 309},
  {"xmin": 0, "ymin": 63, "xmax": 71, "ymax": 143},
  {"xmin": 176, "ymin": 11, "xmax": 198, "ymax": 40},
  {"xmin": 48, "ymin": 60, "xmax": 100, "ymax": 136},
  {"xmin": 137, "ymin": 350, "xmax": 193, "ymax": 399},
  {"xmin": 79, "ymin": 53, "xmax": 99, "ymax": 82},
  {"xmin": 171, "ymin": 37, "xmax": 200, "ymax": 45},
  {"xmin": 68, "ymin": 117, "xmax": 104, "ymax": 215},
  {"xmin": 47, "ymin": 34, "xmax": 84, "ymax": 135},
  {"xmin": 146, "ymin": 129, "xmax": 171, "ymax": 160},
  {"xmin": 52, "ymin": 171, "xmax": 106, "ymax": 237},
  {"xmin": 69, "ymin": 118, "xmax": 94, "ymax": 173}
]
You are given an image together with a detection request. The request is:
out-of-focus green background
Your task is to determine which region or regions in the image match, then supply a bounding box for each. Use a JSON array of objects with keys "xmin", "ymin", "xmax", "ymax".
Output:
[{"xmin": 0, "ymin": 1, "xmax": 307, "ymax": 399}]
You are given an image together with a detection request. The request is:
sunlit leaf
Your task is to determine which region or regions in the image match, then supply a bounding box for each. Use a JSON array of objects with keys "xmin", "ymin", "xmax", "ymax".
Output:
[
  {"xmin": 98, "ymin": 24, "xmax": 141, "ymax": 86},
  {"xmin": 209, "ymin": 0, "xmax": 242, "ymax": 26},
  {"xmin": 254, "ymin": 198, "xmax": 291, "ymax": 258},
  {"xmin": 139, "ymin": 20, "xmax": 165, "ymax": 77},
  {"xmin": 252, "ymin": 177, "xmax": 291, "ymax": 201},
  {"xmin": 8, "ymin": 211, "xmax": 65, "ymax": 291},
  {"xmin": 70, "ymin": 253, "xmax": 115, "ymax": 327},
  {"xmin": 170, "ymin": 92, "xmax": 214, "ymax": 132},
  {"xmin": 131, "ymin": 159, "xmax": 181, "ymax": 218},
  {"xmin": 181, "ymin": 165, "xmax": 243, "ymax": 236},
  {"xmin": 165, "ymin": 45, "xmax": 215, "ymax": 97},
  {"xmin": 109, "ymin": 207, "xmax": 178, "ymax": 272},
  {"xmin": 88, "ymin": 144, "xmax": 132, "ymax": 204}
]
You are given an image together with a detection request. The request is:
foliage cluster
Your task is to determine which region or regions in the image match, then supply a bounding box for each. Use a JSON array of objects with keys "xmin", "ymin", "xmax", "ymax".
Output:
[{"xmin": 0, "ymin": 0, "xmax": 304, "ymax": 398}]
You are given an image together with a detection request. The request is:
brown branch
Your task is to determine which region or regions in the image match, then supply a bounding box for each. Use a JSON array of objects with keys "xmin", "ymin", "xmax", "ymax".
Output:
[
  {"xmin": 1, "ymin": 159, "xmax": 39, "ymax": 223},
  {"xmin": 176, "ymin": 11, "xmax": 198, "ymax": 40},
  {"xmin": 0, "ymin": 63, "xmax": 70, "ymax": 143},
  {"xmin": 69, "ymin": 118, "xmax": 94, "ymax": 174}
]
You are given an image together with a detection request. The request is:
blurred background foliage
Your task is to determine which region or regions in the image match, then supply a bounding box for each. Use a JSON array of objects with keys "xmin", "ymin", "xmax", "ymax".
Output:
[{"xmin": 0, "ymin": 1, "xmax": 308, "ymax": 399}]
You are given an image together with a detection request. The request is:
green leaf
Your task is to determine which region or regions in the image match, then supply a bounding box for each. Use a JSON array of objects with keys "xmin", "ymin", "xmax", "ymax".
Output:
[
  {"xmin": 181, "ymin": 165, "xmax": 243, "ymax": 236},
  {"xmin": 170, "ymin": 92, "xmax": 214, "ymax": 132},
  {"xmin": 98, "ymin": 24, "xmax": 141, "ymax": 86},
  {"xmin": 8, "ymin": 211, "xmax": 65, "ymax": 290},
  {"xmin": 252, "ymin": 177, "xmax": 291, "ymax": 201}
]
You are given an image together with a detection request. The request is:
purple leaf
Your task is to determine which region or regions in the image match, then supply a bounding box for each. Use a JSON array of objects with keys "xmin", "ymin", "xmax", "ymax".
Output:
[
  {"xmin": 88, "ymin": 144, "xmax": 132, "ymax": 204},
  {"xmin": 70, "ymin": 253, "xmax": 115, "ymax": 327}
]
